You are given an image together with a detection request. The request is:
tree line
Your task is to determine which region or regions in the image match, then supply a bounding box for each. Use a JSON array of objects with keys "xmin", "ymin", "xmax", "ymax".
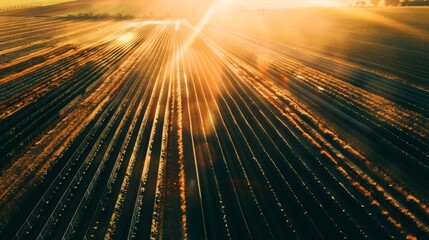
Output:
[
  {"xmin": 356, "ymin": 0, "xmax": 429, "ymax": 6},
  {"xmin": 65, "ymin": 12, "xmax": 135, "ymax": 20}
]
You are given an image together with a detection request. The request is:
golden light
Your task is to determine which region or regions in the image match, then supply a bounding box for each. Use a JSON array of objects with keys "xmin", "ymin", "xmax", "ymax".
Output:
[
  {"xmin": 175, "ymin": 20, "xmax": 180, "ymax": 31},
  {"xmin": 117, "ymin": 32, "xmax": 134, "ymax": 43},
  {"xmin": 217, "ymin": 0, "xmax": 235, "ymax": 10},
  {"xmin": 338, "ymin": 7, "xmax": 429, "ymax": 40}
]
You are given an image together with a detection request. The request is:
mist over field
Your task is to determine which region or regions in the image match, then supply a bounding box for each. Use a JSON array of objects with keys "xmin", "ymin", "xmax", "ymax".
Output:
[
  {"xmin": 209, "ymin": 7, "xmax": 429, "ymax": 86},
  {"xmin": 0, "ymin": 0, "xmax": 390, "ymax": 16}
]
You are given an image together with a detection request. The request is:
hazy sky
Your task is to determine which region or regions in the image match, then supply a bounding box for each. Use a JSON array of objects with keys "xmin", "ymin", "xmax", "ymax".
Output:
[
  {"xmin": 0, "ymin": 0, "xmax": 70, "ymax": 8},
  {"xmin": 0, "ymin": 0, "xmax": 352, "ymax": 9}
]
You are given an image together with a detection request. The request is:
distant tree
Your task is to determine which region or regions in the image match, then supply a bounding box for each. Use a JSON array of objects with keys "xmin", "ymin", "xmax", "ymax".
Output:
[
  {"xmin": 371, "ymin": 0, "xmax": 380, "ymax": 6},
  {"xmin": 384, "ymin": 0, "xmax": 401, "ymax": 6},
  {"xmin": 401, "ymin": 0, "xmax": 429, "ymax": 6},
  {"xmin": 361, "ymin": 1, "xmax": 367, "ymax": 5},
  {"xmin": 356, "ymin": 0, "xmax": 361, "ymax": 6}
]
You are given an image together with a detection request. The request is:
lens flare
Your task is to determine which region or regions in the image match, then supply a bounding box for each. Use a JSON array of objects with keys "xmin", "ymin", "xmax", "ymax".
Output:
[{"xmin": 117, "ymin": 32, "xmax": 134, "ymax": 43}]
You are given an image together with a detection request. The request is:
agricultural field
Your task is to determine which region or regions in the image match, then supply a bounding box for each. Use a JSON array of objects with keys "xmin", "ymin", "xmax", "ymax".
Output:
[{"xmin": 0, "ymin": 6, "xmax": 428, "ymax": 240}]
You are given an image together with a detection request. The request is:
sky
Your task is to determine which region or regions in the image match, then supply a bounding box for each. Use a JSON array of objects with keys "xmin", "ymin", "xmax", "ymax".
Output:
[
  {"xmin": 0, "ymin": 0, "xmax": 352, "ymax": 9},
  {"xmin": 0, "ymin": 0, "xmax": 69, "ymax": 8}
]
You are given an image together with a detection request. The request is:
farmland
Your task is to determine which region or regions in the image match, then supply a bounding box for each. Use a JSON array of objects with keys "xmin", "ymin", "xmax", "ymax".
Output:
[{"xmin": 0, "ymin": 7, "xmax": 429, "ymax": 240}]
